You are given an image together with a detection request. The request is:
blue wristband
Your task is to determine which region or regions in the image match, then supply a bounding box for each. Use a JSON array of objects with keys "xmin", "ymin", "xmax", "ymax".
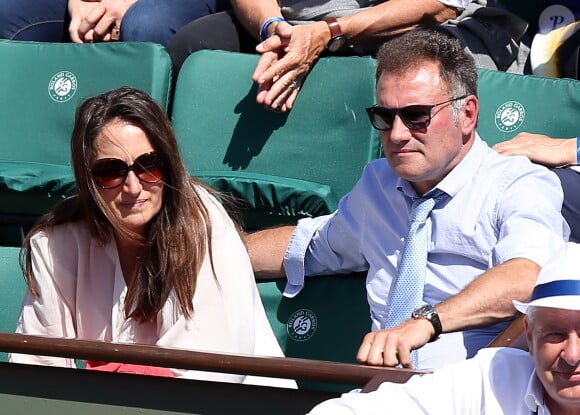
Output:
[
  {"xmin": 260, "ymin": 17, "xmax": 286, "ymax": 41},
  {"xmin": 576, "ymin": 136, "xmax": 580, "ymax": 164}
]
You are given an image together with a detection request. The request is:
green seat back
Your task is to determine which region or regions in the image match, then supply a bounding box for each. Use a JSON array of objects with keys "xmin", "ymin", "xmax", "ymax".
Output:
[
  {"xmin": 172, "ymin": 50, "xmax": 381, "ymax": 230},
  {"xmin": 172, "ymin": 51, "xmax": 376, "ymax": 391},
  {"xmin": 0, "ymin": 247, "xmax": 26, "ymax": 361},
  {"xmin": 476, "ymin": 68, "xmax": 580, "ymax": 146},
  {"xmin": 257, "ymin": 273, "xmax": 370, "ymax": 392},
  {"xmin": 0, "ymin": 40, "xmax": 173, "ymax": 245}
]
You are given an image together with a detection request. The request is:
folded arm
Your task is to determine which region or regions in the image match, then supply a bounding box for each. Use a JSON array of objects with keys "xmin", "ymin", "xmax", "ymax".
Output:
[{"xmin": 357, "ymin": 258, "xmax": 540, "ymax": 368}]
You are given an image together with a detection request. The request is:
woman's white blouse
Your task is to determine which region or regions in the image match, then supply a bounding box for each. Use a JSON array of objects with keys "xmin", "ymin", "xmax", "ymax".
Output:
[{"xmin": 10, "ymin": 187, "xmax": 294, "ymax": 388}]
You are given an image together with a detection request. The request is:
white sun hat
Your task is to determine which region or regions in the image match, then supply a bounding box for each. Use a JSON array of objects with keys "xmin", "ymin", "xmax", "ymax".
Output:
[{"xmin": 513, "ymin": 242, "xmax": 580, "ymax": 314}]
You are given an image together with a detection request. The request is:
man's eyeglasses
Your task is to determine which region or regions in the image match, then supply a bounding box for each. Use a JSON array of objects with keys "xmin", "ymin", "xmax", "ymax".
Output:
[
  {"xmin": 365, "ymin": 95, "xmax": 468, "ymax": 131},
  {"xmin": 92, "ymin": 151, "xmax": 165, "ymax": 189}
]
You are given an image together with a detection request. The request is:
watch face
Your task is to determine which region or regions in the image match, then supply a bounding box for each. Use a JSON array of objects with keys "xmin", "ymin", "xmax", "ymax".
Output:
[
  {"xmin": 413, "ymin": 304, "xmax": 433, "ymax": 318},
  {"xmin": 328, "ymin": 35, "xmax": 346, "ymax": 52}
]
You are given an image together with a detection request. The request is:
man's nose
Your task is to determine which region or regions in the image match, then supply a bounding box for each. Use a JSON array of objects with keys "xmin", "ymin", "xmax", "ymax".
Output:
[
  {"xmin": 561, "ymin": 332, "xmax": 580, "ymax": 366},
  {"xmin": 386, "ymin": 114, "xmax": 413, "ymax": 144}
]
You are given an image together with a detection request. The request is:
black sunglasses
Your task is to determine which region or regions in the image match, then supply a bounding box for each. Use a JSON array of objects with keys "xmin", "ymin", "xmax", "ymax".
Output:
[
  {"xmin": 92, "ymin": 151, "xmax": 165, "ymax": 189},
  {"xmin": 365, "ymin": 95, "xmax": 468, "ymax": 131}
]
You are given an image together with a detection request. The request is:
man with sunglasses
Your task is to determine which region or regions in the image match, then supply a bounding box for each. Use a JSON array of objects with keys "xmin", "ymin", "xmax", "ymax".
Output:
[{"xmin": 246, "ymin": 28, "xmax": 569, "ymax": 370}]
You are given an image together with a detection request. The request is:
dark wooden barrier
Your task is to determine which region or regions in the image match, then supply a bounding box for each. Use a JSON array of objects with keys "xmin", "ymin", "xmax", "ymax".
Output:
[
  {"xmin": 486, "ymin": 314, "xmax": 527, "ymax": 350},
  {"xmin": 0, "ymin": 332, "xmax": 424, "ymax": 386},
  {"xmin": 0, "ymin": 332, "xmax": 428, "ymax": 414}
]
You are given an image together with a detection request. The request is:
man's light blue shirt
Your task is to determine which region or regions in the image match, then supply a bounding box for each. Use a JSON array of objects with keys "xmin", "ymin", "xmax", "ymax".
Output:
[{"xmin": 283, "ymin": 134, "xmax": 569, "ymax": 369}]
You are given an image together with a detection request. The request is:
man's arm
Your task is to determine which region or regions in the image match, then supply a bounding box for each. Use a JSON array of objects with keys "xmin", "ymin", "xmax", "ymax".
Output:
[
  {"xmin": 338, "ymin": 0, "xmax": 459, "ymax": 44},
  {"xmin": 249, "ymin": 0, "xmax": 459, "ymax": 111},
  {"xmin": 230, "ymin": 0, "xmax": 284, "ymax": 41},
  {"xmin": 244, "ymin": 226, "xmax": 296, "ymax": 279},
  {"xmin": 357, "ymin": 258, "xmax": 539, "ymax": 367}
]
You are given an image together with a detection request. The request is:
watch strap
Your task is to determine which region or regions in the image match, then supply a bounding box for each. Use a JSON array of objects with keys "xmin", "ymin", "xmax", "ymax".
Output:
[
  {"xmin": 325, "ymin": 17, "xmax": 343, "ymax": 40},
  {"xmin": 428, "ymin": 311, "xmax": 442, "ymax": 342}
]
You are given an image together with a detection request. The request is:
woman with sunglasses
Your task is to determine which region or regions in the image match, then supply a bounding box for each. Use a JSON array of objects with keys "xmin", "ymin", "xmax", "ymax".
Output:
[{"xmin": 9, "ymin": 86, "xmax": 293, "ymax": 387}]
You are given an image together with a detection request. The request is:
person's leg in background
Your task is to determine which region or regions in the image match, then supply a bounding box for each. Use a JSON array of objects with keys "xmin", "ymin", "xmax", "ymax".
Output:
[
  {"xmin": 121, "ymin": 0, "xmax": 230, "ymax": 46},
  {"xmin": 550, "ymin": 167, "xmax": 580, "ymax": 242},
  {"xmin": 0, "ymin": 0, "xmax": 69, "ymax": 41},
  {"xmin": 166, "ymin": 9, "xmax": 257, "ymax": 74}
]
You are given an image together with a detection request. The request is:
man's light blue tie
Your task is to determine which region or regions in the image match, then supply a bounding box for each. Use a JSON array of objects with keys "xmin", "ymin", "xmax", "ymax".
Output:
[{"xmin": 384, "ymin": 191, "xmax": 445, "ymax": 368}]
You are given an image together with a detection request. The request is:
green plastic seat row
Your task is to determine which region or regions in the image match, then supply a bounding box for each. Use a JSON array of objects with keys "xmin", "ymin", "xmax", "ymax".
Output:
[{"xmin": 2, "ymin": 42, "xmax": 580, "ymax": 243}]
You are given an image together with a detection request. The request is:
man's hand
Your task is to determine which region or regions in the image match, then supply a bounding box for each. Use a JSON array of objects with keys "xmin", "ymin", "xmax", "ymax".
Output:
[
  {"xmin": 493, "ymin": 132, "xmax": 577, "ymax": 167},
  {"xmin": 356, "ymin": 318, "xmax": 434, "ymax": 368},
  {"xmin": 252, "ymin": 21, "xmax": 330, "ymax": 111}
]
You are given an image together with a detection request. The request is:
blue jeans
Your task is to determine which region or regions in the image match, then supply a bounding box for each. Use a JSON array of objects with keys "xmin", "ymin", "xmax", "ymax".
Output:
[
  {"xmin": 0, "ymin": 0, "xmax": 69, "ymax": 41},
  {"xmin": 0, "ymin": 0, "xmax": 229, "ymax": 46}
]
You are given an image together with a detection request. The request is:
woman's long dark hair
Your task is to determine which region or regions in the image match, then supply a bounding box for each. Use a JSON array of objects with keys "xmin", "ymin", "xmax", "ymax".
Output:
[{"xmin": 22, "ymin": 87, "xmax": 215, "ymax": 322}]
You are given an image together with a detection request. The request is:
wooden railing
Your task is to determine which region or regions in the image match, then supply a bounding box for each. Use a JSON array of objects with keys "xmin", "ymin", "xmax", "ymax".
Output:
[
  {"xmin": 486, "ymin": 314, "xmax": 527, "ymax": 350},
  {"xmin": 0, "ymin": 314, "xmax": 526, "ymax": 397},
  {"xmin": 0, "ymin": 332, "xmax": 425, "ymax": 387}
]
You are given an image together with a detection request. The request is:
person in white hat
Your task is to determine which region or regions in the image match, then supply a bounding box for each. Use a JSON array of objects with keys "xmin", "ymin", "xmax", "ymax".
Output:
[{"xmin": 307, "ymin": 242, "xmax": 580, "ymax": 415}]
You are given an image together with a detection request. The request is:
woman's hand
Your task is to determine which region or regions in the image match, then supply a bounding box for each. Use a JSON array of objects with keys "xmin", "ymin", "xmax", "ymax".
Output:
[
  {"xmin": 68, "ymin": 0, "xmax": 137, "ymax": 43},
  {"xmin": 493, "ymin": 132, "xmax": 577, "ymax": 167}
]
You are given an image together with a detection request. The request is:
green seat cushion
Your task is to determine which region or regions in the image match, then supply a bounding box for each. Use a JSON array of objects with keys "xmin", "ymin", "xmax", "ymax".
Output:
[
  {"xmin": 195, "ymin": 171, "xmax": 338, "ymax": 230},
  {"xmin": 0, "ymin": 162, "xmax": 75, "ymax": 217}
]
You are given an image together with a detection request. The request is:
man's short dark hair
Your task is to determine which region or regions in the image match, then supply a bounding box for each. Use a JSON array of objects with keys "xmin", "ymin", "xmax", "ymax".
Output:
[{"xmin": 375, "ymin": 28, "xmax": 478, "ymax": 98}]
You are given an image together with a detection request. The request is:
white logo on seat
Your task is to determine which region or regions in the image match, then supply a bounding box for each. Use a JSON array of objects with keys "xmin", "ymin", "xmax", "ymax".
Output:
[
  {"xmin": 287, "ymin": 309, "xmax": 318, "ymax": 341},
  {"xmin": 48, "ymin": 71, "xmax": 78, "ymax": 103},
  {"xmin": 494, "ymin": 101, "xmax": 525, "ymax": 133}
]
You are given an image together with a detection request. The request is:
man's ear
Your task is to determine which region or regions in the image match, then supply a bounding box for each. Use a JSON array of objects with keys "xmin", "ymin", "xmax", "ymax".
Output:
[
  {"xmin": 461, "ymin": 95, "xmax": 478, "ymax": 135},
  {"xmin": 524, "ymin": 315, "xmax": 534, "ymax": 355}
]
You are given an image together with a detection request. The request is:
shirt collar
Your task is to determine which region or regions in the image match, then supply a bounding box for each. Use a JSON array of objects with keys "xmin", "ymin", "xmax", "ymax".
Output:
[
  {"xmin": 396, "ymin": 133, "xmax": 488, "ymax": 198},
  {"xmin": 525, "ymin": 370, "xmax": 549, "ymax": 414}
]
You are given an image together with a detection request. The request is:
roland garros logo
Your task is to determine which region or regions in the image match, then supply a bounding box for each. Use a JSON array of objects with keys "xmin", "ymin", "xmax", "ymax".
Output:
[
  {"xmin": 48, "ymin": 71, "xmax": 78, "ymax": 102},
  {"xmin": 287, "ymin": 309, "xmax": 318, "ymax": 341},
  {"xmin": 494, "ymin": 101, "xmax": 525, "ymax": 133}
]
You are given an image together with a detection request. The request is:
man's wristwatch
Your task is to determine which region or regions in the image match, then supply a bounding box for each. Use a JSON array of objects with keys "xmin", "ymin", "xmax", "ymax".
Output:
[
  {"xmin": 411, "ymin": 304, "xmax": 442, "ymax": 343},
  {"xmin": 324, "ymin": 17, "xmax": 346, "ymax": 52}
]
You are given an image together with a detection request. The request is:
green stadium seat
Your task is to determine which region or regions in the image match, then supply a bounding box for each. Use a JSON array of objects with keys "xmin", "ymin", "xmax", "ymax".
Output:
[
  {"xmin": 0, "ymin": 40, "xmax": 173, "ymax": 246},
  {"xmin": 476, "ymin": 68, "xmax": 580, "ymax": 146},
  {"xmin": 172, "ymin": 51, "xmax": 378, "ymax": 390},
  {"xmin": 0, "ymin": 246, "xmax": 26, "ymax": 361},
  {"xmin": 257, "ymin": 274, "xmax": 369, "ymax": 391},
  {"xmin": 171, "ymin": 50, "xmax": 381, "ymax": 231}
]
